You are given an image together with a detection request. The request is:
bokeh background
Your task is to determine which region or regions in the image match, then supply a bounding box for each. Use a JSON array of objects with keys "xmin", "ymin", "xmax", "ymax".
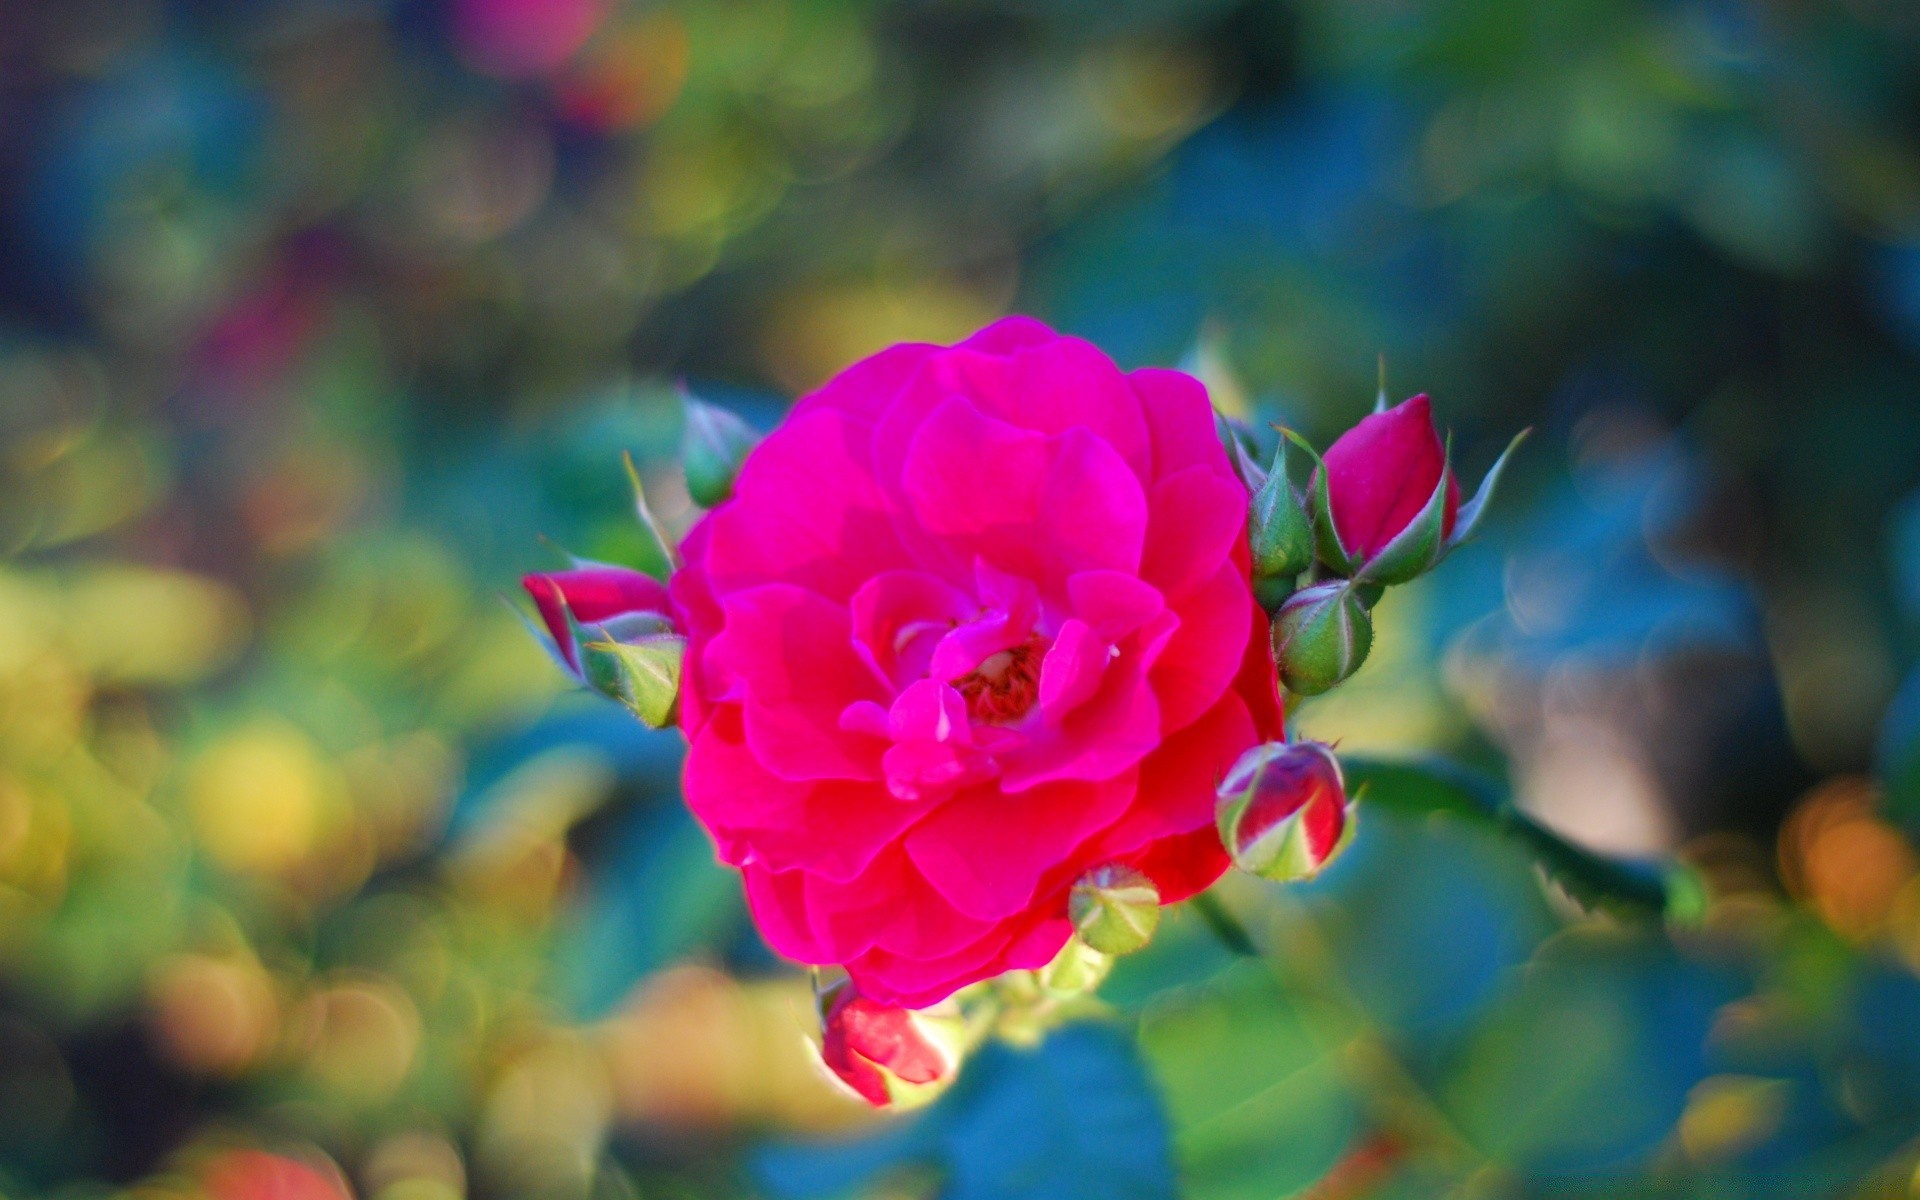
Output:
[{"xmin": 4, "ymin": 0, "xmax": 1920, "ymax": 1196}]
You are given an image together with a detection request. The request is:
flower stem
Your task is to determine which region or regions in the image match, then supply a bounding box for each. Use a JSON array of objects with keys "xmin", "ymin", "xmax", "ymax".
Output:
[
  {"xmin": 1188, "ymin": 889, "xmax": 1259, "ymax": 957},
  {"xmin": 1340, "ymin": 753, "xmax": 1671, "ymax": 918}
]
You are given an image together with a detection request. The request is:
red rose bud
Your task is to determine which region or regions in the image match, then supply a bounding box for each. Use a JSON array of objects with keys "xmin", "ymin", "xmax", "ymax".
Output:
[
  {"xmin": 1318, "ymin": 394, "xmax": 1457, "ymax": 564},
  {"xmin": 522, "ymin": 568, "xmax": 684, "ymax": 727},
  {"xmin": 1215, "ymin": 741, "xmax": 1354, "ymax": 882},
  {"xmin": 1310, "ymin": 396, "xmax": 1530, "ymax": 585},
  {"xmin": 522, "ymin": 567, "xmax": 672, "ymax": 671},
  {"xmin": 1270, "ymin": 580, "xmax": 1373, "ymax": 695},
  {"xmin": 1069, "ymin": 862, "xmax": 1161, "ymax": 955},
  {"xmin": 681, "ymin": 390, "xmax": 760, "ymax": 508},
  {"xmin": 816, "ymin": 981, "xmax": 966, "ymax": 1110}
]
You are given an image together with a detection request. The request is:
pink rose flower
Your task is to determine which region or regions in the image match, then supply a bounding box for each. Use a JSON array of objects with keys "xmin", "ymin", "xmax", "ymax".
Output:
[
  {"xmin": 670, "ymin": 317, "xmax": 1283, "ymax": 1007},
  {"xmin": 1319, "ymin": 394, "xmax": 1459, "ymax": 563}
]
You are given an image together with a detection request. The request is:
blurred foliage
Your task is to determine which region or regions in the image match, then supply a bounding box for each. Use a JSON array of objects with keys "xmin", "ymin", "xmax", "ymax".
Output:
[{"xmin": 4, "ymin": 0, "xmax": 1920, "ymax": 1198}]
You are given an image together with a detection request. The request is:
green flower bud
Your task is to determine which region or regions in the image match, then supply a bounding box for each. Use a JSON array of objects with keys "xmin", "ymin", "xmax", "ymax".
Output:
[
  {"xmin": 1068, "ymin": 863, "xmax": 1160, "ymax": 956},
  {"xmin": 1033, "ymin": 937, "xmax": 1113, "ymax": 999},
  {"xmin": 1249, "ymin": 438, "xmax": 1314, "ymax": 587},
  {"xmin": 1270, "ymin": 581, "xmax": 1373, "ymax": 695},
  {"xmin": 681, "ymin": 392, "xmax": 759, "ymax": 508}
]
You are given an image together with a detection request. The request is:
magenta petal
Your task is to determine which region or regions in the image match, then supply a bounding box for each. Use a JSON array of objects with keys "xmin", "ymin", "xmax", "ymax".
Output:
[
  {"xmin": 1150, "ymin": 561, "xmax": 1254, "ymax": 734},
  {"xmin": 1089, "ymin": 689, "xmax": 1257, "ymax": 867},
  {"xmin": 743, "ymin": 864, "xmax": 828, "ymax": 963},
  {"xmin": 957, "ymin": 315, "xmax": 1058, "ymax": 357},
  {"xmin": 902, "ymin": 398, "xmax": 1049, "ymax": 539},
  {"xmin": 710, "ymin": 585, "xmax": 887, "ymax": 781},
  {"xmin": 971, "ymin": 335, "xmax": 1151, "ymax": 481},
  {"xmin": 802, "ymin": 848, "xmax": 996, "ymax": 961},
  {"xmin": 1038, "ymin": 427, "xmax": 1149, "ymax": 579},
  {"xmin": 1037, "ymin": 619, "xmax": 1107, "ymax": 721},
  {"xmin": 705, "ymin": 408, "xmax": 906, "ymax": 601},
  {"xmin": 905, "ymin": 776, "xmax": 1133, "ymax": 921},
  {"xmin": 1065, "ymin": 570, "xmax": 1165, "ymax": 641},
  {"xmin": 1001, "ymin": 658, "xmax": 1160, "ymax": 792},
  {"xmin": 849, "ymin": 569, "xmax": 971, "ymax": 688},
  {"xmin": 686, "ymin": 709, "xmax": 928, "ymax": 882},
  {"xmin": 1131, "ymin": 366, "xmax": 1231, "ymax": 478},
  {"xmin": 790, "ymin": 341, "xmax": 940, "ymax": 424},
  {"xmin": 1140, "ymin": 467, "xmax": 1249, "ymax": 600}
]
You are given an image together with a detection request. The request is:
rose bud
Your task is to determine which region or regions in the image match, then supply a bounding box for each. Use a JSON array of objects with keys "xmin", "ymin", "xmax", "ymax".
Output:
[
  {"xmin": 1248, "ymin": 437, "xmax": 1314, "ymax": 605},
  {"xmin": 1215, "ymin": 741, "xmax": 1355, "ymax": 882},
  {"xmin": 815, "ymin": 980, "xmax": 966, "ymax": 1110},
  {"xmin": 1270, "ymin": 580, "xmax": 1373, "ymax": 696},
  {"xmin": 523, "ymin": 567, "xmax": 685, "ymax": 727},
  {"xmin": 1308, "ymin": 396, "xmax": 1530, "ymax": 585},
  {"xmin": 1311, "ymin": 394, "xmax": 1457, "ymax": 584},
  {"xmin": 1069, "ymin": 863, "xmax": 1162, "ymax": 956},
  {"xmin": 681, "ymin": 391, "xmax": 760, "ymax": 508}
]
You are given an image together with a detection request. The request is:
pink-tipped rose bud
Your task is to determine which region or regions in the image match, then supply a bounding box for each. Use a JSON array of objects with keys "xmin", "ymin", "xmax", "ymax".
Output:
[
  {"xmin": 1215, "ymin": 741, "xmax": 1355, "ymax": 882},
  {"xmin": 1318, "ymin": 395, "xmax": 1459, "ymax": 578},
  {"xmin": 522, "ymin": 567, "xmax": 672, "ymax": 672},
  {"xmin": 524, "ymin": 566, "xmax": 685, "ymax": 727},
  {"xmin": 816, "ymin": 981, "xmax": 966, "ymax": 1110}
]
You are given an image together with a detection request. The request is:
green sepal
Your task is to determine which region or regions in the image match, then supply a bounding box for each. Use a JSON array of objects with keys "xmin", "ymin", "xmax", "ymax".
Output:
[
  {"xmin": 1069, "ymin": 863, "xmax": 1161, "ymax": 956},
  {"xmin": 1446, "ymin": 427, "xmax": 1531, "ymax": 550},
  {"xmin": 680, "ymin": 389, "xmax": 760, "ymax": 508},
  {"xmin": 1224, "ymin": 798, "xmax": 1356, "ymax": 883},
  {"xmin": 1249, "ymin": 437, "xmax": 1315, "ymax": 582},
  {"xmin": 1033, "ymin": 937, "xmax": 1113, "ymax": 999},
  {"xmin": 1354, "ymin": 437, "xmax": 1453, "ymax": 586},
  {"xmin": 1214, "ymin": 411, "xmax": 1268, "ymax": 493},
  {"xmin": 1270, "ymin": 580, "xmax": 1373, "ymax": 695},
  {"xmin": 622, "ymin": 450, "xmax": 681, "ymax": 572},
  {"xmin": 1253, "ymin": 574, "xmax": 1298, "ymax": 614},
  {"xmin": 1281, "ymin": 428, "xmax": 1357, "ymax": 576},
  {"xmin": 579, "ymin": 631, "xmax": 686, "ymax": 729}
]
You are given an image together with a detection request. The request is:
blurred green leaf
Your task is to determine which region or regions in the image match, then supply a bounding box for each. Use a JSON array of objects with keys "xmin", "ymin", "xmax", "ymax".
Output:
[{"xmin": 1140, "ymin": 964, "xmax": 1360, "ymax": 1200}]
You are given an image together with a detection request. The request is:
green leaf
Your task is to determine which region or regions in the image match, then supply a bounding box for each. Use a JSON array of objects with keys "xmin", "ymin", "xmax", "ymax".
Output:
[
  {"xmin": 1141, "ymin": 964, "xmax": 1360, "ymax": 1200},
  {"xmin": 1340, "ymin": 754, "xmax": 1670, "ymax": 918}
]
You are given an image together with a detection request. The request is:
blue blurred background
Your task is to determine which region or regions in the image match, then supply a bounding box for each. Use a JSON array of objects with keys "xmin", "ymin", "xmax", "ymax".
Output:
[{"xmin": 4, "ymin": 0, "xmax": 1920, "ymax": 1196}]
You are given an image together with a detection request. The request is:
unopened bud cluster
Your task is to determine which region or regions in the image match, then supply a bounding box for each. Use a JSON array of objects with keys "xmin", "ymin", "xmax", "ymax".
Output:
[{"xmin": 1227, "ymin": 393, "xmax": 1525, "ymax": 696}]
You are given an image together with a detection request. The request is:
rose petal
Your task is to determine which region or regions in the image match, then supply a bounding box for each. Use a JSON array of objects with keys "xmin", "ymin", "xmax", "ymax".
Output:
[
  {"xmin": 1140, "ymin": 467, "xmax": 1249, "ymax": 600},
  {"xmin": 710, "ymin": 585, "xmax": 887, "ymax": 781},
  {"xmin": 905, "ymin": 774, "xmax": 1132, "ymax": 921},
  {"xmin": 705, "ymin": 408, "xmax": 906, "ymax": 601},
  {"xmin": 1149, "ymin": 561, "xmax": 1255, "ymax": 734}
]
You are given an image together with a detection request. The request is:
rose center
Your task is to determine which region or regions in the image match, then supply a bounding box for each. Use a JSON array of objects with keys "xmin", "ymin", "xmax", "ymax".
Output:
[{"xmin": 954, "ymin": 638, "xmax": 1043, "ymax": 724}]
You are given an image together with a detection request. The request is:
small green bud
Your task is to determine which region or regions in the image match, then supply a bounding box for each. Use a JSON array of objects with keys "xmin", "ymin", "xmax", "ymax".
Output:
[
  {"xmin": 1033, "ymin": 937, "xmax": 1113, "ymax": 999},
  {"xmin": 681, "ymin": 392, "xmax": 759, "ymax": 508},
  {"xmin": 1249, "ymin": 438, "xmax": 1314, "ymax": 585},
  {"xmin": 1069, "ymin": 863, "xmax": 1161, "ymax": 956},
  {"xmin": 1270, "ymin": 581, "xmax": 1373, "ymax": 695}
]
